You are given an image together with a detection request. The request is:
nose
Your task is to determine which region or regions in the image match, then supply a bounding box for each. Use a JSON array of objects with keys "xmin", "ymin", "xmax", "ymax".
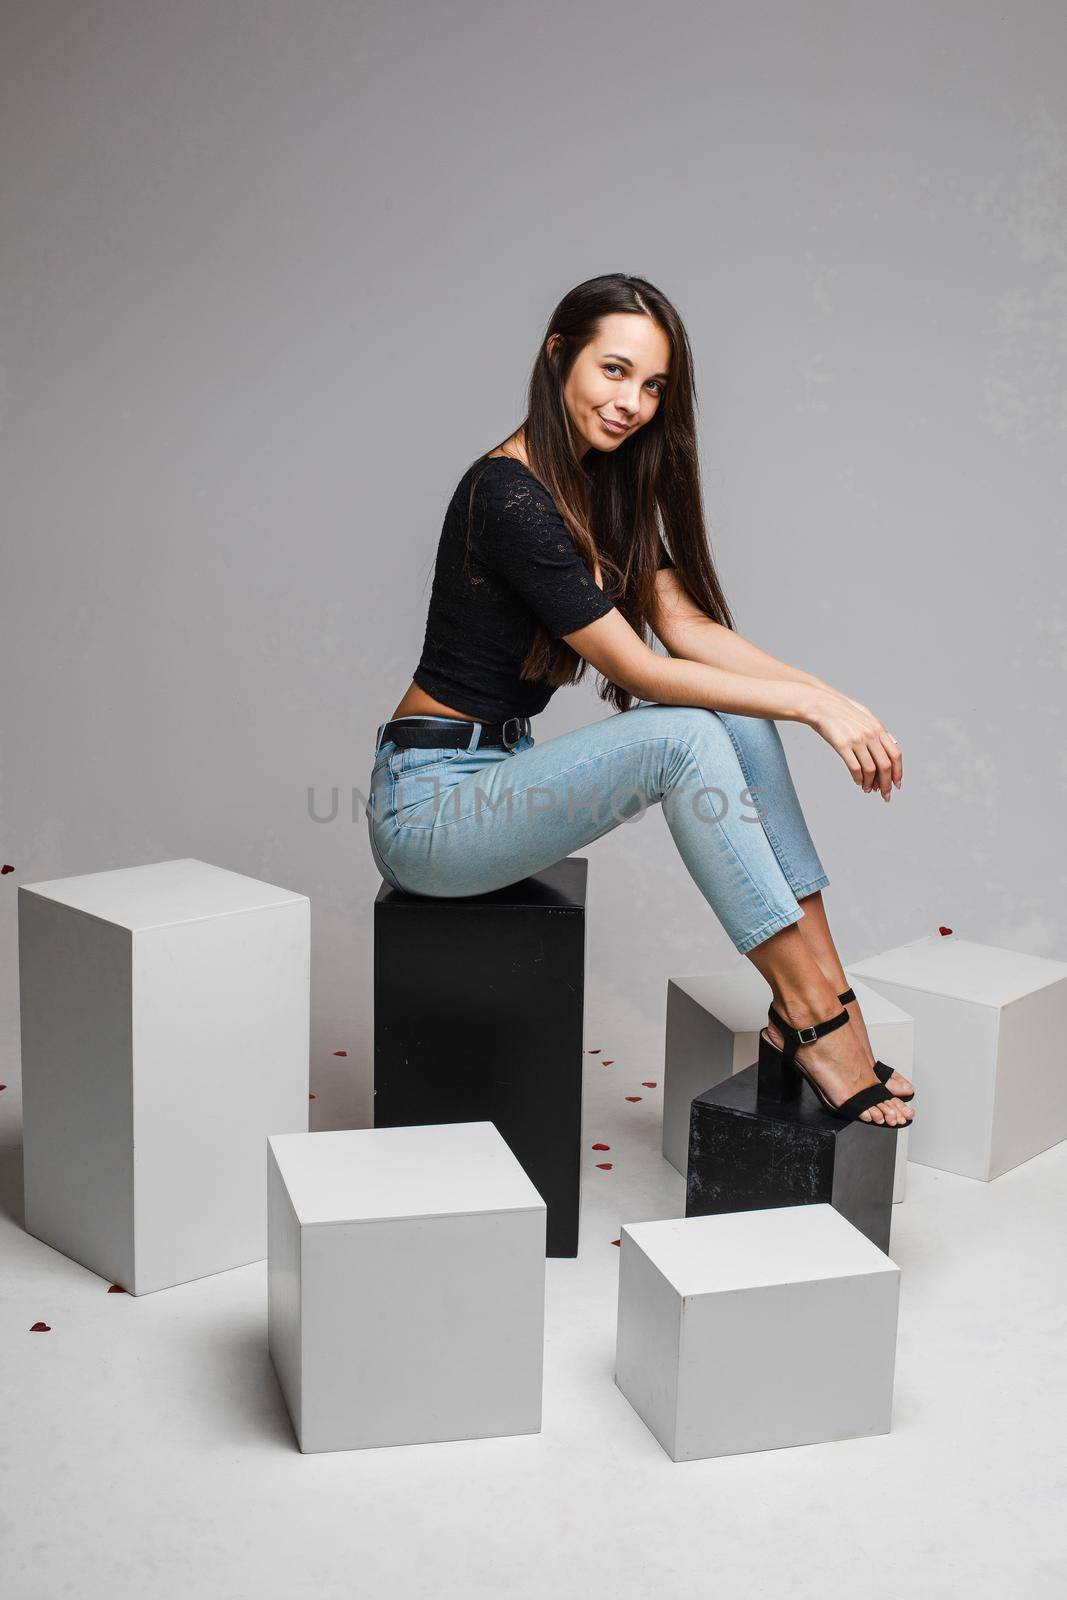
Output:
[
  {"xmin": 626, "ymin": 375, "xmax": 648, "ymax": 410},
  {"xmin": 616, "ymin": 384, "xmax": 641, "ymax": 418}
]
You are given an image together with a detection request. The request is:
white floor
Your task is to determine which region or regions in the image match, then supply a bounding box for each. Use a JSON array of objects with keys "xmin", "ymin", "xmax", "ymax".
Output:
[{"xmin": 4, "ymin": 1002, "xmax": 1065, "ymax": 1600}]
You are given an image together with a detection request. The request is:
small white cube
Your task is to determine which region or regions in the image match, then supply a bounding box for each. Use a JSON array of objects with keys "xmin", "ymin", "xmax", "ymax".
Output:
[
  {"xmin": 849, "ymin": 934, "xmax": 1067, "ymax": 1180},
  {"xmin": 19, "ymin": 858, "xmax": 310, "ymax": 1294},
  {"xmin": 664, "ymin": 970, "xmax": 911, "ymax": 1200},
  {"xmin": 615, "ymin": 1204, "xmax": 899, "ymax": 1461},
  {"xmin": 662, "ymin": 974, "xmax": 763, "ymax": 1173},
  {"xmin": 267, "ymin": 1122, "xmax": 546, "ymax": 1453}
]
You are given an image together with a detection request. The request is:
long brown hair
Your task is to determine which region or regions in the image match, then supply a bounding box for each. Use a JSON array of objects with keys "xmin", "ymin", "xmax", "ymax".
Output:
[{"xmin": 469, "ymin": 272, "xmax": 736, "ymax": 715}]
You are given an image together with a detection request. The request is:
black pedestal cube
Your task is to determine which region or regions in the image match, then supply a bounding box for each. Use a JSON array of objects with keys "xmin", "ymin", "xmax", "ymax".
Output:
[
  {"xmin": 373, "ymin": 857, "xmax": 589, "ymax": 1258},
  {"xmin": 685, "ymin": 1054, "xmax": 898, "ymax": 1253}
]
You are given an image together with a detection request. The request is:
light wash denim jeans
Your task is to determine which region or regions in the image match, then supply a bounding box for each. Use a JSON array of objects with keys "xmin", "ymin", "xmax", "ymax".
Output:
[{"xmin": 366, "ymin": 704, "xmax": 829, "ymax": 955}]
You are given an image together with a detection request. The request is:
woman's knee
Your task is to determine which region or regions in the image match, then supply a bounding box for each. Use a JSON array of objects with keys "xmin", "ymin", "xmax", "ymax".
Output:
[
  {"xmin": 644, "ymin": 704, "xmax": 737, "ymax": 764},
  {"xmin": 718, "ymin": 710, "xmax": 786, "ymax": 766},
  {"xmin": 638, "ymin": 702, "xmax": 728, "ymax": 741},
  {"xmin": 630, "ymin": 706, "xmax": 747, "ymax": 809}
]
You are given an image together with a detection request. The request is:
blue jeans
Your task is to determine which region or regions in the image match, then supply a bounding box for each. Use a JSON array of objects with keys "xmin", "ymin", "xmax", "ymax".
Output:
[{"xmin": 366, "ymin": 704, "xmax": 829, "ymax": 954}]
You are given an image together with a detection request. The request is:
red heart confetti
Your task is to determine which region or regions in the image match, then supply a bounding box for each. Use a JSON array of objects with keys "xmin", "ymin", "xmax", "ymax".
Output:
[
  {"xmin": 1, "ymin": 864, "xmax": 14, "ymax": 875},
  {"xmin": 592, "ymin": 1142, "xmax": 610, "ymax": 1151},
  {"xmin": 611, "ymin": 1238, "xmax": 621, "ymax": 1247},
  {"xmin": 0, "ymin": 1084, "xmax": 6, "ymax": 1092},
  {"xmin": 625, "ymin": 1095, "xmax": 642, "ymax": 1103},
  {"xmin": 602, "ymin": 1059, "xmax": 615, "ymax": 1066},
  {"xmin": 107, "ymin": 1284, "xmax": 128, "ymax": 1294},
  {"xmin": 587, "ymin": 1048, "xmax": 601, "ymax": 1054},
  {"xmin": 596, "ymin": 1162, "xmax": 613, "ymax": 1170},
  {"xmin": 333, "ymin": 1050, "xmax": 347, "ymax": 1057},
  {"xmin": 30, "ymin": 1321, "xmax": 51, "ymax": 1332},
  {"xmin": 309, "ymin": 1092, "xmax": 316, "ymax": 1099},
  {"xmin": 938, "ymin": 926, "xmax": 953, "ymax": 935},
  {"xmin": 641, "ymin": 1081, "xmax": 657, "ymax": 1088}
]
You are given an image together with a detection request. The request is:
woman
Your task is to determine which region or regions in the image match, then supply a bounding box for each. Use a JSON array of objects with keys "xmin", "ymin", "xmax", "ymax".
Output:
[{"xmin": 367, "ymin": 273, "xmax": 914, "ymax": 1128}]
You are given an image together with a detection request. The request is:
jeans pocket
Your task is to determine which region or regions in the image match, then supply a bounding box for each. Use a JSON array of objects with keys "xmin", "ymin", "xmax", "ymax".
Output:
[{"xmin": 390, "ymin": 744, "xmax": 467, "ymax": 778}]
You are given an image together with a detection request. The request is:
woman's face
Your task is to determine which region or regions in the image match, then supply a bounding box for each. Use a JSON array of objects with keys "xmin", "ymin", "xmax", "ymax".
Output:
[{"xmin": 551, "ymin": 313, "xmax": 671, "ymax": 455}]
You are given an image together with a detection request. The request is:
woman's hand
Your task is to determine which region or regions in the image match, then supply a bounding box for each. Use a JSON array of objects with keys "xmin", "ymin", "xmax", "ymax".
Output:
[{"xmin": 803, "ymin": 687, "xmax": 903, "ymax": 800}]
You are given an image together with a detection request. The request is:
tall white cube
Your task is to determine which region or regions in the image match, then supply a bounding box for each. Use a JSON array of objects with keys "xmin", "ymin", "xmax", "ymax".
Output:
[
  {"xmin": 849, "ymin": 934, "xmax": 1067, "ymax": 1180},
  {"xmin": 615, "ymin": 1205, "xmax": 899, "ymax": 1461},
  {"xmin": 18, "ymin": 858, "xmax": 310, "ymax": 1294},
  {"xmin": 664, "ymin": 969, "xmax": 911, "ymax": 1200},
  {"xmin": 267, "ymin": 1122, "xmax": 547, "ymax": 1453}
]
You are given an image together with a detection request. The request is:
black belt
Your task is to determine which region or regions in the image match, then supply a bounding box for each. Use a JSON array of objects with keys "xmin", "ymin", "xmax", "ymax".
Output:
[{"xmin": 379, "ymin": 714, "xmax": 531, "ymax": 752}]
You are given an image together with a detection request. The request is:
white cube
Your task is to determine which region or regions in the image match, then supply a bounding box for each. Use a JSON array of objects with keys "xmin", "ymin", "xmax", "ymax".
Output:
[
  {"xmin": 615, "ymin": 1204, "xmax": 899, "ymax": 1461},
  {"xmin": 849, "ymin": 934, "xmax": 1067, "ymax": 1180},
  {"xmin": 267, "ymin": 1122, "xmax": 547, "ymax": 1453},
  {"xmin": 664, "ymin": 970, "xmax": 911, "ymax": 1200},
  {"xmin": 18, "ymin": 858, "xmax": 310, "ymax": 1294},
  {"xmin": 662, "ymin": 974, "xmax": 763, "ymax": 1173}
]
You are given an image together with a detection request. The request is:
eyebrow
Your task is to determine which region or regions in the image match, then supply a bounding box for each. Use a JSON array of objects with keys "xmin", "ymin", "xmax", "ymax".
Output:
[{"xmin": 601, "ymin": 352, "xmax": 670, "ymax": 382}]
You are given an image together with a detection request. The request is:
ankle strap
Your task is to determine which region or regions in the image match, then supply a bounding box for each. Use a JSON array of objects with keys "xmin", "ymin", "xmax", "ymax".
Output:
[{"xmin": 768, "ymin": 1002, "xmax": 850, "ymax": 1061}]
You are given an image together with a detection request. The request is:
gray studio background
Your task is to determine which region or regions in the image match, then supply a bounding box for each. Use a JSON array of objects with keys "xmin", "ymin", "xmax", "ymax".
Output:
[{"xmin": 3, "ymin": 0, "xmax": 1064, "ymax": 1129}]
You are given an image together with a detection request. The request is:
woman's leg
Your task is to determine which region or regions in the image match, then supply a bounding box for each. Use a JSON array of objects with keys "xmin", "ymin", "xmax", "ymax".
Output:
[
  {"xmin": 793, "ymin": 889, "xmax": 914, "ymax": 1098},
  {"xmin": 714, "ymin": 712, "xmax": 828, "ymax": 899},
  {"xmin": 744, "ymin": 922, "xmax": 911, "ymax": 1124},
  {"xmin": 717, "ymin": 712, "xmax": 913, "ymax": 1099},
  {"xmin": 371, "ymin": 703, "xmax": 807, "ymax": 954},
  {"xmin": 367, "ymin": 703, "xmax": 912, "ymax": 1123}
]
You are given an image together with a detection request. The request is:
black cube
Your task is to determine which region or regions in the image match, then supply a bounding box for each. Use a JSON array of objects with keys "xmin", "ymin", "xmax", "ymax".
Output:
[
  {"xmin": 685, "ymin": 1054, "xmax": 898, "ymax": 1252},
  {"xmin": 373, "ymin": 857, "xmax": 589, "ymax": 1258}
]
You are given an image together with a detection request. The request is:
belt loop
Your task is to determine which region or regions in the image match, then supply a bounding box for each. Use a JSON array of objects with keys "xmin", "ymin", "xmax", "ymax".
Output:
[
  {"xmin": 469, "ymin": 721, "xmax": 482, "ymax": 753},
  {"xmin": 374, "ymin": 721, "xmax": 387, "ymax": 755}
]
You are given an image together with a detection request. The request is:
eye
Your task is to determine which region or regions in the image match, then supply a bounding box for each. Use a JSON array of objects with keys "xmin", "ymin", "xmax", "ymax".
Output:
[{"xmin": 603, "ymin": 363, "xmax": 665, "ymax": 396}]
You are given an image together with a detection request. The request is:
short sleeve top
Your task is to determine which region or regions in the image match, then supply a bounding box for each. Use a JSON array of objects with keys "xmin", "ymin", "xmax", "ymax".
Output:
[{"xmin": 411, "ymin": 456, "xmax": 674, "ymax": 721}]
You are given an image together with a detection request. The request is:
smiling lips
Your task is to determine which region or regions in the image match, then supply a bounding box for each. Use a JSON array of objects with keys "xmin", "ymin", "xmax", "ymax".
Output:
[{"xmin": 598, "ymin": 415, "xmax": 629, "ymax": 435}]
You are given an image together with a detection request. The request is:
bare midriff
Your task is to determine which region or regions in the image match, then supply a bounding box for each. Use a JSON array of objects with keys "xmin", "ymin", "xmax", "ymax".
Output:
[{"xmin": 389, "ymin": 681, "xmax": 480, "ymax": 723}]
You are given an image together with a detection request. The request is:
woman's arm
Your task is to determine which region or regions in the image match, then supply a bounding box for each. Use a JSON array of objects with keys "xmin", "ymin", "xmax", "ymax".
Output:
[
  {"xmin": 649, "ymin": 568, "xmax": 832, "ymax": 691},
  {"xmin": 562, "ymin": 593, "xmax": 902, "ymax": 796},
  {"xmin": 563, "ymin": 591, "xmax": 817, "ymax": 720}
]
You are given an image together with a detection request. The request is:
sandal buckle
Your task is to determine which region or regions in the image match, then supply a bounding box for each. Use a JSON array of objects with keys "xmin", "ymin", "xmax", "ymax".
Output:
[{"xmin": 795, "ymin": 1024, "xmax": 819, "ymax": 1044}]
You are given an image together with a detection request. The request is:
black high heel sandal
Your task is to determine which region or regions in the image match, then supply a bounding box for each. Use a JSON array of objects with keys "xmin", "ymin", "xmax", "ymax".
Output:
[
  {"xmin": 837, "ymin": 986, "xmax": 914, "ymax": 1102},
  {"xmin": 757, "ymin": 1004, "xmax": 904, "ymax": 1126}
]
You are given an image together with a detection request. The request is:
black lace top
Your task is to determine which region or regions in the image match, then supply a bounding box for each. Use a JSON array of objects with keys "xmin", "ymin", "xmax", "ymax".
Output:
[{"xmin": 411, "ymin": 455, "xmax": 675, "ymax": 722}]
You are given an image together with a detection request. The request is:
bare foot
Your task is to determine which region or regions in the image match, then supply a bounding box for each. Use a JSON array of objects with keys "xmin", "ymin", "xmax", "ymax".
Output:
[
  {"xmin": 763, "ymin": 1010, "xmax": 915, "ymax": 1126},
  {"xmin": 841, "ymin": 994, "xmax": 914, "ymax": 1099}
]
